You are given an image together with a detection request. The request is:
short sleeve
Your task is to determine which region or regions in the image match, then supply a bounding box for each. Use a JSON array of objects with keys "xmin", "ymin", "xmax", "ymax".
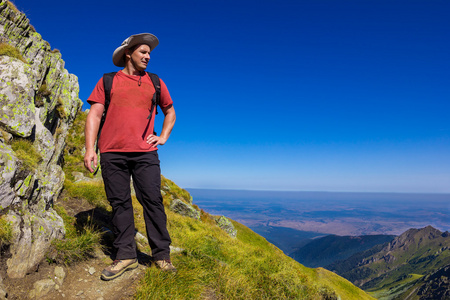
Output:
[
  {"xmin": 159, "ymin": 78, "xmax": 173, "ymax": 108},
  {"xmin": 87, "ymin": 77, "xmax": 106, "ymax": 106}
]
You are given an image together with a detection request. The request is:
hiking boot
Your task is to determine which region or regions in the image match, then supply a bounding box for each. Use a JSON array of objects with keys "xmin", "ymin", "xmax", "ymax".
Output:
[
  {"xmin": 154, "ymin": 259, "xmax": 177, "ymax": 272},
  {"xmin": 101, "ymin": 258, "xmax": 138, "ymax": 281}
]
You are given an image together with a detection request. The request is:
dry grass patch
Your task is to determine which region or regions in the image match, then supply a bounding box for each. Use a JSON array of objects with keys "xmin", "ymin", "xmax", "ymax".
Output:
[
  {"xmin": 11, "ymin": 139, "xmax": 42, "ymax": 171},
  {"xmin": 0, "ymin": 43, "xmax": 27, "ymax": 63}
]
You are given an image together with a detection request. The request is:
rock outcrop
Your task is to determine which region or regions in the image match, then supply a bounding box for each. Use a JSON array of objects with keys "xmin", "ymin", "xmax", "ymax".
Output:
[
  {"xmin": 0, "ymin": 0, "xmax": 81, "ymax": 280},
  {"xmin": 216, "ymin": 216, "xmax": 237, "ymax": 238},
  {"xmin": 416, "ymin": 264, "xmax": 450, "ymax": 300},
  {"xmin": 170, "ymin": 198, "xmax": 200, "ymax": 220}
]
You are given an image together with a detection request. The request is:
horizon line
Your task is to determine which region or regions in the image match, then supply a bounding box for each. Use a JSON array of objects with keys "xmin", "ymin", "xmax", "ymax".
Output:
[{"xmin": 183, "ymin": 187, "xmax": 450, "ymax": 195}]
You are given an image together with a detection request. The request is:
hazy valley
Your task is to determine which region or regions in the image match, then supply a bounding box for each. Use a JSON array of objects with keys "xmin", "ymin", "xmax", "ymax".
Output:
[
  {"xmin": 189, "ymin": 189, "xmax": 450, "ymax": 299},
  {"xmin": 189, "ymin": 188, "xmax": 449, "ymax": 239}
]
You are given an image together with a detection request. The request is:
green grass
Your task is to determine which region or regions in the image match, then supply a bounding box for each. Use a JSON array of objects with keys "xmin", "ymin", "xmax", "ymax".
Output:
[
  {"xmin": 47, "ymin": 205, "xmax": 103, "ymax": 265},
  {"xmin": 162, "ymin": 175, "xmax": 192, "ymax": 205},
  {"xmin": 0, "ymin": 128, "xmax": 11, "ymax": 142},
  {"xmin": 0, "ymin": 217, "xmax": 13, "ymax": 249},
  {"xmin": 11, "ymin": 139, "xmax": 42, "ymax": 171},
  {"xmin": 37, "ymin": 83, "xmax": 52, "ymax": 97},
  {"xmin": 55, "ymin": 111, "xmax": 373, "ymax": 299},
  {"xmin": 35, "ymin": 83, "xmax": 52, "ymax": 107},
  {"xmin": 350, "ymin": 233, "xmax": 450, "ymax": 292},
  {"xmin": 0, "ymin": 43, "xmax": 27, "ymax": 63},
  {"xmin": 333, "ymin": 227, "xmax": 450, "ymax": 300},
  {"xmin": 63, "ymin": 180, "xmax": 110, "ymax": 211},
  {"xmin": 56, "ymin": 97, "xmax": 68, "ymax": 119},
  {"xmin": 368, "ymin": 274, "xmax": 423, "ymax": 300},
  {"xmin": 62, "ymin": 111, "xmax": 93, "ymax": 181},
  {"xmin": 46, "ymin": 111, "xmax": 108, "ymax": 265},
  {"xmin": 132, "ymin": 195, "xmax": 371, "ymax": 300}
]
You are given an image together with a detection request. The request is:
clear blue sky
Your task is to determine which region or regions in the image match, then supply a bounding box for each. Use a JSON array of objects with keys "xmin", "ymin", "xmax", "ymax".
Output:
[{"xmin": 16, "ymin": 0, "xmax": 450, "ymax": 193}]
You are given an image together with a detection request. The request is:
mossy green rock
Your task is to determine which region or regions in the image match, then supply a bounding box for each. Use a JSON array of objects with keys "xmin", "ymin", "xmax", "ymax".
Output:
[
  {"xmin": 216, "ymin": 216, "xmax": 237, "ymax": 238},
  {"xmin": 0, "ymin": 0, "xmax": 81, "ymax": 280},
  {"xmin": 170, "ymin": 198, "xmax": 200, "ymax": 220},
  {"xmin": 0, "ymin": 56, "xmax": 35, "ymax": 137},
  {"xmin": 6, "ymin": 209, "xmax": 64, "ymax": 278},
  {"xmin": 14, "ymin": 173, "xmax": 34, "ymax": 198},
  {"xmin": 0, "ymin": 140, "xmax": 18, "ymax": 210}
]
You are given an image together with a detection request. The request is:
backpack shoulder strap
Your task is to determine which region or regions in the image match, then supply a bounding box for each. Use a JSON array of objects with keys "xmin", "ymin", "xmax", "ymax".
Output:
[
  {"xmin": 93, "ymin": 72, "xmax": 116, "ymax": 175},
  {"xmin": 103, "ymin": 72, "xmax": 117, "ymax": 113},
  {"xmin": 95, "ymin": 72, "xmax": 117, "ymax": 154},
  {"xmin": 146, "ymin": 72, "xmax": 161, "ymax": 119}
]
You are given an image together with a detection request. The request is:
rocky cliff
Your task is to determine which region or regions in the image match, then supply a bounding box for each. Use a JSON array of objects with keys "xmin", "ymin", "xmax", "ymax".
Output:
[{"xmin": 0, "ymin": 0, "xmax": 81, "ymax": 281}]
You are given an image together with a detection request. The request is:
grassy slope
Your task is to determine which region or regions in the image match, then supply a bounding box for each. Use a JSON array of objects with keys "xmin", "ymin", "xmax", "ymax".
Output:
[
  {"xmin": 133, "ymin": 187, "xmax": 374, "ymax": 299},
  {"xmin": 368, "ymin": 274, "xmax": 423, "ymax": 300},
  {"xmin": 357, "ymin": 230, "xmax": 449, "ymax": 291},
  {"xmin": 60, "ymin": 112, "xmax": 374, "ymax": 299},
  {"xmin": 328, "ymin": 226, "xmax": 450, "ymax": 300}
]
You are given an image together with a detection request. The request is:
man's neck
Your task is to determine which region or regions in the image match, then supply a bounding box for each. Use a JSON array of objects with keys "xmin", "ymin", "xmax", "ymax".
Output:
[{"xmin": 122, "ymin": 66, "xmax": 145, "ymax": 76}]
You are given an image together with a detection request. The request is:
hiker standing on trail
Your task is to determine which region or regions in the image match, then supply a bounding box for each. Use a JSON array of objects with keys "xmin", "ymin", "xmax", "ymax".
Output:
[{"xmin": 84, "ymin": 33, "xmax": 176, "ymax": 281}]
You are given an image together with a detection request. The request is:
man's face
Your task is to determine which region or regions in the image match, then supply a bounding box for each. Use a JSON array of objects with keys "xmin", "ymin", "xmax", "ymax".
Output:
[{"xmin": 128, "ymin": 44, "xmax": 151, "ymax": 71}]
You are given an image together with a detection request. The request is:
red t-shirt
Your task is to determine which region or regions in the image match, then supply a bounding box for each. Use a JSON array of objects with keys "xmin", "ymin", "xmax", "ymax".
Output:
[{"xmin": 87, "ymin": 70, "xmax": 173, "ymax": 153}]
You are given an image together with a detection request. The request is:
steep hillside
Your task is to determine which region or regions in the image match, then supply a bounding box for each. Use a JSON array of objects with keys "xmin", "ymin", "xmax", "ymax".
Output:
[
  {"xmin": 291, "ymin": 234, "xmax": 395, "ymax": 268},
  {"xmin": 327, "ymin": 226, "xmax": 450, "ymax": 299},
  {"xmin": 38, "ymin": 110, "xmax": 374, "ymax": 299},
  {"xmin": 397, "ymin": 264, "xmax": 450, "ymax": 300},
  {"xmin": 0, "ymin": 3, "xmax": 374, "ymax": 298},
  {"xmin": 368, "ymin": 264, "xmax": 450, "ymax": 300}
]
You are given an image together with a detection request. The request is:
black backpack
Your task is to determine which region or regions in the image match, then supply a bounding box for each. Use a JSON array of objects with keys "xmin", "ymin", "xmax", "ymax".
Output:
[{"xmin": 95, "ymin": 71, "xmax": 161, "ymax": 153}]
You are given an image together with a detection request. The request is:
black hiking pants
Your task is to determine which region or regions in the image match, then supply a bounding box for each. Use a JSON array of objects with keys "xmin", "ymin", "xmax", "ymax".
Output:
[{"xmin": 100, "ymin": 151, "xmax": 171, "ymax": 261}]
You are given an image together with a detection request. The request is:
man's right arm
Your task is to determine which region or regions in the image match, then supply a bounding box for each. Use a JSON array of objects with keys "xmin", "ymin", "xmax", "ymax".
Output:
[{"xmin": 84, "ymin": 103, "xmax": 105, "ymax": 173}]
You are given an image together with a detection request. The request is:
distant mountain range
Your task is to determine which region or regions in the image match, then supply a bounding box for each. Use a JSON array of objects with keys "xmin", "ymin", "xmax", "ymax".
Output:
[
  {"xmin": 326, "ymin": 226, "xmax": 450, "ymax": 299},
  {"xmin": 190, "ymin": 188, "xmax": 450, "ymax": 299},
  {"xmin": 290, "ymin": 234, "xmax": 396, "ymax": 268},
  {"xmin": 271, "ymin": 225, "xmax": 450, "ymax": 299}
]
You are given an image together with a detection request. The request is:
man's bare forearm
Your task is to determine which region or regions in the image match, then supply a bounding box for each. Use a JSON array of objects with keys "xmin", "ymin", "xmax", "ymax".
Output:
[
  {"xmin": 160, "ymin": 106, "xmax": 176, "ymax": 141},
  {"xmin": 84, "ymin": 103, "xmax": 104, "ymax": 172},
  {"xmin": 146, "ymin": 106, "xmax": 176, "ymax": 146},
  {"xmin": 85, "ymin": 113, "xmax": 102, "ymax": 150}
]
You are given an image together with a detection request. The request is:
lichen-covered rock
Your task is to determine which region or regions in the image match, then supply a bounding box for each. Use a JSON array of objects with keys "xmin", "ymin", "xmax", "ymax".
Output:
[
  {"xmin": 6, "ymin": 209, "xmax": 65, "ymax": 278},
  {"xmin": 0, "ymin": 1, "xmax": 81, "ymax": 279},
  {"xmin": 37, "ymin": 164, "xmax": 65, "ymax": 209},
  {"xmin": 135, "ymin": 231, "xmax": 149, "ymax": 249},
  {"xmin": 216, "ymin": 216, "xmax": 237, "ymax": 238},
  {"xmin": 54, "ymin": 266, "xmax": 66, "ymax": 286},
  {"xmin": 58, "ymin": 70, "xmax": 80, "ymax": 121},
  {"xmin": 170, "ymin": 198, "xmax": 200, "ymax": 220},
  {"xmin": 28, "ymin": 279, "xmax": 56, "ymax": 299},
  {"xmin": 14, "ymin": 173, "xmax": 34, "ymax": 198},
  {"xmin": 0, "ymin": 56, "xmax": 35, "ymax": 137},
  {"xmin": 33, "ymin": 107, "xmax": 55, "ymax": 165},
  {"xmin": 0, "ymin": 274, "xmax": 7, "ymax": 299},
  {"xmin": 0, "ymin": 140, "xmax": 18, "ymax": 211}
]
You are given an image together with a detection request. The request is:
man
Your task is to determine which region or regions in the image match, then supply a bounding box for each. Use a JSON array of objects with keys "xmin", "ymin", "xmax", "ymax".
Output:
[{"xmin": 84, "ymin": 33, "xmax": 176, "ymax": 281}]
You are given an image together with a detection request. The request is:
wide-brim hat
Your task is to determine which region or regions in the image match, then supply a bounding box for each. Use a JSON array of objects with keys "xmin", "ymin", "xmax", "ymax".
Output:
[{"xmin": 112, "ymin": 33, "xmax": 159, "ymax": 67}]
